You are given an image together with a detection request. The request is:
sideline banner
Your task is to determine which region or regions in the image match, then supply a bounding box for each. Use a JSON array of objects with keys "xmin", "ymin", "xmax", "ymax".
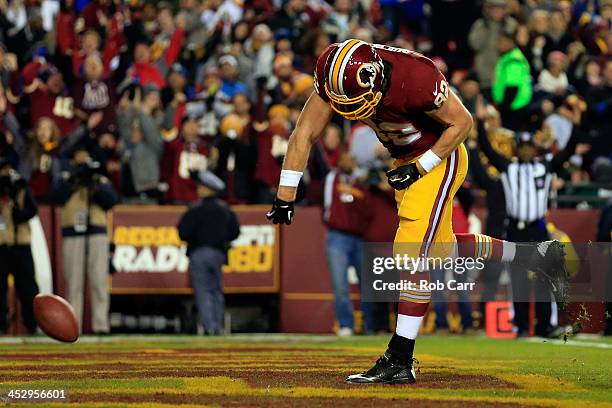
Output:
[{"xmin": 108, "ymin": 205, "xmax": 279, "ymax": 294}]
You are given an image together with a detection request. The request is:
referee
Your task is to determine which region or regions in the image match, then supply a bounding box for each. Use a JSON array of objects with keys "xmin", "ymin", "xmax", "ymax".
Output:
[{"xmin": 476, "ymin": 111, "xmax": 587, "ymax": 337}]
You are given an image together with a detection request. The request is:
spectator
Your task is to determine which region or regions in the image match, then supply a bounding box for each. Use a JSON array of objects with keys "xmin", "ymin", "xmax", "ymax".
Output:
[
  {"xmin": 322, "ymin": 0, "xmax": 360, "ymax": 43},
  {"xmin": 117, "ymin": 89, "xmax": 164, "ymax": 203},
  {"xmin": 127, "ymin": 15, "xmax": 185, "ymax": 90},
  {"xmin": 306, "ymin": 123, "xmax": 344, "ymax": 205},
  {"xmin": 537, "ymin": 51, "xmax": 570, "ymax": 96},
  {"xmin": 268, "ymin": 0, "xmax": 308, "ymax": 41},
  {"xmin": 0, "ymin": 160, "xmax": 39, "ymax": 334},
  {"xmin": 253, "ymin": 104, "xmax": 291, "ymax": 204},
  {"xmin": 218, "ymin": 55, "xmax": 249, "ymax": 106},
  {"xmin": 51, "ymin": 146, "xmax": 118, "ymax": 334},
  {"xmin": 585, "ymin": 60, "xmax": 612, "ymax": 159},
  {"xmin": 177, "ymin": 170, "xmax": 240, "ymax": 335},
  {"xmin": 491, "ymin": 28, "xmax": 533, "ymax": 130},
  {"xmin": 0, "ymin": 0, "xmax": 604, "ymax": 209},
  {"xmin": 73, "ymin": 54, "xmax": 118, "ymax": 137},
  {"xmin": 4, "ymin": 9, "xmax": 46, "ymax": 64},
  {"xmin": 161, "ymin": 63, "xmax": 191, "ymax": 111},
  {"xmin": 161, "ymin": 114, "xmax": 216, "ymax": 204},
  {"xmin": 457, "ymin": 71, "xmax": 482, "ymax": 115},
  {"xmin": 6, "ymin": 109, "xmax": 103, "ymax": 203},
  {"xmin": 543, "ymin": 8, "xmax": 574, "ymax": 57},
  {"xmin": 71, "ymin": 28, "xmax": 122, "ymax": 81},
  {"xmin": 216, "ymin": 112, "xmax": 255, "ymax": 204},
  {"xmin": 323, "ymin": 151, "xmax": 373, "ymax": 336},
  {"xmin": 270, "ymin": 54, "xmax": 313, "ymax": 105},
  {"xmin": 469, "ymin": 0, "xmax": 518, "ymax": 90},
  {"xmin": 17, "ymin": 59, "xmax": 80, "ymax": 135},
  {"xmin": 247, "ymin": 24, "xmax": 275, "ymax": 96},
  {"xmin": 545, "ymin": 94, "xmax": 587, "ymax": 153}
]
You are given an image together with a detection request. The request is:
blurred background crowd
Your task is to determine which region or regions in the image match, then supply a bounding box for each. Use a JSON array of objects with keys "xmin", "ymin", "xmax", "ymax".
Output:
[{"xmin": 0, "ymin": 0, "xmax": 609, "ymax": 209}]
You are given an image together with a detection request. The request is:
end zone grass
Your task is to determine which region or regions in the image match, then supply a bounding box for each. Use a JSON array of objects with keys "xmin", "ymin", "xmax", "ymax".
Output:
[{"xmin": 1, "ymin": 335, "xmax": 611, "ymax": 407}]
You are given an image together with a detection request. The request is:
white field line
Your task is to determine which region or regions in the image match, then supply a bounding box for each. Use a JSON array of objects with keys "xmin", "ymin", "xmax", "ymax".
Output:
[{"xmin": 522, "ymin": 337, "xmax": 612, "ymax": 349}]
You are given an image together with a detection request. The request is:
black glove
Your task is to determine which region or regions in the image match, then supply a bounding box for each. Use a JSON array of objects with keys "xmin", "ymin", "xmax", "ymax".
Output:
[
  {"xmin": 266, "ymin": 198, "xmax": 294, "ymax": 225},
  {"xmin": 386, "ymin": 163, "xmax": 422, "ymax": 190}
]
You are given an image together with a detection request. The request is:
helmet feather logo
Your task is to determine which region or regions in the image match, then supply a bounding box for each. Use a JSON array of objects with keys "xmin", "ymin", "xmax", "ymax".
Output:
[{"xmin": 356, "ymin": 63, "xmax": 380, "ymax": 88}]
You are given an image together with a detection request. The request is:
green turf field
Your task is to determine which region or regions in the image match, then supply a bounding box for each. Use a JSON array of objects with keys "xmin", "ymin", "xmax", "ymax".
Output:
[{"xmin": 0, "ymin": 334, "xmax": 611, "ymax": 407}]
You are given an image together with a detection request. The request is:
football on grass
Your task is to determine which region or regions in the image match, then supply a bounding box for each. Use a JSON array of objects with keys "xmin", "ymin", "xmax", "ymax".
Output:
[{"xmin": 33, "ymin": 294, "xmax": 79, "ymax": 343}]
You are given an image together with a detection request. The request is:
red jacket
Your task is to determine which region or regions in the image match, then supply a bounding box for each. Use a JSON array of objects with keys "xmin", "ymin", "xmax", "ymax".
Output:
[
  {"xmin": 56, "ymin": 11, "xmax": 77, "ymax": 56},
  {"xmin": 128, "ymin": 29, "xmax": 185, "ymax": 88}
]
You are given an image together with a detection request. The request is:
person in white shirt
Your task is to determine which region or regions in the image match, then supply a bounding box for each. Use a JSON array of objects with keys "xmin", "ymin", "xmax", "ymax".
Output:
[{"xmin": 537, "ymin": 51, "xmax": 569, "ymax": 95}]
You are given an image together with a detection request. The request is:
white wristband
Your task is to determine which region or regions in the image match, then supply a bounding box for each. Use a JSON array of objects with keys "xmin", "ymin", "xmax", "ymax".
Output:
[
  {"xmin": 279, "ymin": 170, "xmax": 303, "ymax": 187},
  {"xmin": 417, "ymin": 149, "xmax": 442, "ymax": 173}
]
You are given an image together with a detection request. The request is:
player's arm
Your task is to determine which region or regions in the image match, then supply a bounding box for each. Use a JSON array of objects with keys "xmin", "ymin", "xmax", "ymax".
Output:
[
  {"xmin": 423, "ymin": 89, "xmax": 473, "ymax": 170},
  {"xmin": 266, "ymin": 91, "xmax": 333, "ymax": 224},
  {"xmin": 386, "ymin": 89, "xmax": 473, "ymax": 190},
  {"xmin": 278, "ymin": 92, "xmax": 333, "ymax": 201}
]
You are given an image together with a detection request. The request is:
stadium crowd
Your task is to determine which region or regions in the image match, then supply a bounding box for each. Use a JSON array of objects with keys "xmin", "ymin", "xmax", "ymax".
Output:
[{"xmin": 0, "ymin": 0, "xmax": 609, "ymax": 207}]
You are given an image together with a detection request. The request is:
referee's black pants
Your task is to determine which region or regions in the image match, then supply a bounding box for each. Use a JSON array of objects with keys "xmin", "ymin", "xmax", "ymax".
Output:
[{"xmin": 507, "ymin": 219, "xmax": 554, "ymax": 336}]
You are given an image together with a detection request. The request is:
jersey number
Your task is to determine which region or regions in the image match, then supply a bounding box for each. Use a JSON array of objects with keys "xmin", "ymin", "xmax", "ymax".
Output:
[
  {"xmin": 52, "ymin": 97, "xmax": 74, "ymax": 119},
  {"xmin": 362, "ymin": 119, "xmax": 422, "ymax": 146},
  {"xmin": 433, "ymin": 80, "xmax": 449, "ymax": 108},
  {"xmin": 178, "ymin": 151, "xmax": 207, "ymax": 179}
]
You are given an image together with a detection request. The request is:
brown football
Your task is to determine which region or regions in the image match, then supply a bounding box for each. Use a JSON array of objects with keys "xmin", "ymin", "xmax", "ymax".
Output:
[{"xmin": 33, "ymin": 294, "xmax": 79, "ymax": 343}]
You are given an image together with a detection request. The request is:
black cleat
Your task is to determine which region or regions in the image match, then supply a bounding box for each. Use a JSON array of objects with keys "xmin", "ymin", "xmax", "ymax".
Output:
[
  {"xmin": 345, "ymin": 351, "xmax": 416, "ymax": 384},
  {"xmin": 527, "ymin": 240, "xmax": 570, "ymax": 309}
]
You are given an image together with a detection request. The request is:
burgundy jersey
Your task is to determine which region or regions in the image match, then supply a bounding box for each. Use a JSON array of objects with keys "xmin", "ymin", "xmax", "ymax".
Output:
[
  {"xmin": 73, "ymin": 78, "xmax": 117, "ymax": 134},
  {"xmin": 254, "ymin": 124, "xmax": 290, "ymax": 189},
  {"xmin": 161, "ymin": 136, "xmax": 211, "ymax": 203},
  {"xmin": 21, "ymin": 61, "xmax": 80, "ymax": 135},
  {"xmin": 322, "ymin": 171, "xmax": 371, "ymax": 236},
  {"xmin": 315, "ymin": 44, "xmax": 450, "ymax": 160}
]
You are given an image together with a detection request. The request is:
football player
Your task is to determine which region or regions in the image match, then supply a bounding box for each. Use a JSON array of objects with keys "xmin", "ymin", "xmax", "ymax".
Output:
[{"xmin": 266, "ymin": 39, "xmax": 569, "ymax": 384}]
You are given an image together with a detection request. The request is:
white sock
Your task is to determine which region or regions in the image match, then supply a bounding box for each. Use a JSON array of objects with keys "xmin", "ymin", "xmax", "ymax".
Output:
[
  {"xmin": 395, "ymin": 314, "xmax": 423, "ymax": 339},
  {"xmin": 501, "ymin": 241, "xmax": 516, "ymax": 263}
]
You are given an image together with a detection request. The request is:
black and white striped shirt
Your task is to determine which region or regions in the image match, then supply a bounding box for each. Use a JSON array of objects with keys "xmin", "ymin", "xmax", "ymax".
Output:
[{"xmin": 500, "ymin": 161, "xmax": 552, "ymax": 222}]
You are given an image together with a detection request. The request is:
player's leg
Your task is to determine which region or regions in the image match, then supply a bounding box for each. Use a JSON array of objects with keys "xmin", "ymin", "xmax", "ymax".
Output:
[
  {"xmin": 346, "ymin": 146, "xmax": 466, "ymax": 384},
  {"xmin": 453, "ymin": 233, "xmax": 569, "ymax": 306}
]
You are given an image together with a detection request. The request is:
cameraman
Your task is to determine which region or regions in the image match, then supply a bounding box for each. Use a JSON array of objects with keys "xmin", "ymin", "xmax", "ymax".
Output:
[
  {"xmin": 0, "ymin": 159, "xmax": 39, "ymax": 334},
  {"xmin": 51, "ymin": 147, "xmax": 118, "ymax": 334}
]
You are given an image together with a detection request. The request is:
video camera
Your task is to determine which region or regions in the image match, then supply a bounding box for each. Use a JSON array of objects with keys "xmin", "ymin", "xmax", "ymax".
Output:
[{"xmin": 70, "ymin": 159, "xmax": 103, "ymax": 187}]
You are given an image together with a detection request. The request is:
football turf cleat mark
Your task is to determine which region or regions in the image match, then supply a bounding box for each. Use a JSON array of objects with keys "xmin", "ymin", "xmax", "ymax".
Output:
[{"xmin": 345, "ymin": 352, "xmax": 416, "ymax": 384}]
